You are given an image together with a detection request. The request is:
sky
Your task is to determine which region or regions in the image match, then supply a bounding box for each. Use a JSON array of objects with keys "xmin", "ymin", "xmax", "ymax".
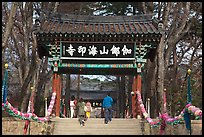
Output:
[{"xmin": 81, "ymin": 75, "xmax": 116, "ymax": 81}]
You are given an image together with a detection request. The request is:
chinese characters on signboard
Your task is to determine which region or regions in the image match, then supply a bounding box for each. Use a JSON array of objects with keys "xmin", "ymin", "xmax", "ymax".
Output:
[{"xmin": 60, "ymin": 42, "xmax": 135, "ymax": 61}]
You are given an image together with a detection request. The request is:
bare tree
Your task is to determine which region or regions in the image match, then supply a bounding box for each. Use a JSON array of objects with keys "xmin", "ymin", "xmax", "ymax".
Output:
[
  {"xmin": 2, "ymin": 2, "xmax": 18, "ymax": 53},
  {"xmin": 142, "ymin": 2, "xmax": 198, "ymax": 116},
  {"xmin": 3, "ymin": 2, "xmax": 40, "ymax": 112}
]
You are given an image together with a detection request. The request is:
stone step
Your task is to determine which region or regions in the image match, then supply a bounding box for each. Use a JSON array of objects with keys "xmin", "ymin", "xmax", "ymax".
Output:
[
  {"xmin": 53, "ymin": 118, "xmax": 142, "ymax": 135},
  {"xmin": 55, "ymin": 125, "xmax": 141, "ymax": 128},
  {"xmin": 53, "ymin": 131, "xmax": 139, "ymax": 135},
  {"xmin": 55, "ymin": 124, "xmax": 140, "ymax": 130},
  {"xmin": 53, "ymin": 130, "xmax": 142, "ymax": 135},
  {"xmin": 53, "ymin": 128, "xmax": 141, "ymax": 135},
  {"xmin": 55, "ymin": 123, "xmax": 141, "ymax": 128},
  {"xmin": 54, "ymin": 128, "xmax": 141, "ymax": 131},
  {"xmin": 53, "ymin": 118, "xmax": 141, "ymax": 121},
  {"xmin": 55, "ymin": 122, "xmax": 141, "ymax": 126}
]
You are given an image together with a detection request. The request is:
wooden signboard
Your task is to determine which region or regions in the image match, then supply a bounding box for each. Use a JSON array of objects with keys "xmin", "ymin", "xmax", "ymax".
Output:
[{"xmin": 60, "ymin": 42, "xmax": 136, "ymax": 65}]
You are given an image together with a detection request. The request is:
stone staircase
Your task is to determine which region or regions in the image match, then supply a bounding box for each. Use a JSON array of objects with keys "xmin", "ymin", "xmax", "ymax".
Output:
[{"xmin": 53, "ymin": 118, "xmax": 142, "ymax": 135}]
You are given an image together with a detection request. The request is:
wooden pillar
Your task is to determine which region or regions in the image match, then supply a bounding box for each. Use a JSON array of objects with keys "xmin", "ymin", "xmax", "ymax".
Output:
[
  {"xmin": 57, "ymin": 74, "xmax": 61, "ymax": 117},
  {"xmin": 77, "ymin": 74, "xmax": 80, "ymax": 100},
  {"xmin": 128, "ymin": 76, "xmax": 133, "ymax": 118},
  {"xmin": 131, "ymin": 76, "xmax": 137, "ymax": 118},
  {"xmin": 53, "ymin": 74, "xmax": 61, "ymax": 117},
  {"xmin": 65, "ymin": 74, "xmax": 70, "ymax": 117},
  {"xmin": 52, "ymin": 74, "xmax": 57, "ymax": 116},
  {"xmin": 116, "ymin": 76, "xmax": 120, "ymax": 118},
  {"xmin": 136, "ymin": 73, "xmax": 142, "ymax": 119}
]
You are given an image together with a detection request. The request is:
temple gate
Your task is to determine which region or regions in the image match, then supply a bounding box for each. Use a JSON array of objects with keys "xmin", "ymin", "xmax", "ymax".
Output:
[{"xmin": 36, "ymin": 9, "xmax": 162, "ymax": 118}]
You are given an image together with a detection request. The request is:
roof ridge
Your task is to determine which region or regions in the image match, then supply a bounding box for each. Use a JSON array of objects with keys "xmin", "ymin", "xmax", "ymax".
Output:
[{"xmin": 37, "ymin": 8, "xmax": 154, "ymax": 23}]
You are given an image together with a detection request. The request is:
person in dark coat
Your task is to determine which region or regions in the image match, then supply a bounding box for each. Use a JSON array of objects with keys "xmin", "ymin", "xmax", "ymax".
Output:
[{"xmin": 77, "ymin": 98, "xmax": 86, "ymax": 127}]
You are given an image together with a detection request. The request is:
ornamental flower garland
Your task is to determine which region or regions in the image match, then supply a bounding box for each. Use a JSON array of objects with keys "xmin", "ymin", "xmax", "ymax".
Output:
[
  {"xmin": 2, "ymin": 92, "xmax": 56, "ymax": 122},
  {"xmin": 135, "ymin": 90, "xmax": 202, "ymax": 128}
]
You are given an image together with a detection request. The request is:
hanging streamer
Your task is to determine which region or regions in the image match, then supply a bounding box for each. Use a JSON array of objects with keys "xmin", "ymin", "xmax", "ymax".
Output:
[
  {"xmin": 159, "ymin": 114, "xmax": 167, "ymax": 135},
  {"xmin": 184, "ymin": 69, "xmax": 192, "ymax": 134},
  {"xmin": 23, "ymin": 120, "xmax": 30, "ymax": 135},
  {"xmin": 187, "ymin": 70, "xmax": 192, "ymax": 103},
  {"xmin": 184, "ymin": 109, "xmax": 191, "ymax": 131},
  {"xmin": 2, "ymin": 64, "xmax": 8, "ymax": 104},
  {"xmin": 24, "ymin": 87, "xmax": 35, "ymax": 135}
]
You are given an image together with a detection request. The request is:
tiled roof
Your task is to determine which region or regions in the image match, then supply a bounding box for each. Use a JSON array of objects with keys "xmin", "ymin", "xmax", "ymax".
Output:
[
  {"xmin": 36, "ymin": 10, "xmax": 161, "ymax": 59},
  {"xmin": 70, "ymin": 90, "xmax": 117, "ymax": 100},
  {"xmin": 36, "ymin": 10, "xmax": 161, "ymax": 36}
]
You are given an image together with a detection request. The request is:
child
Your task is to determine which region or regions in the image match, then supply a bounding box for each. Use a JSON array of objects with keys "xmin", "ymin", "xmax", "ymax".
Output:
[{"xmin": 85, "ymin": 101, "xmax": 92, "ymax": 119}]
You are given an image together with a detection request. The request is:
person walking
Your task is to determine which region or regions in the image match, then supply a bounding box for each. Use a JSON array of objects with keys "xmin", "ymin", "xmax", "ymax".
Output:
[
  {"xmin": 77, "ymin": 98, "xmax": 86, "ymax": 127},
  {"xmin": 70, "ymin": 95, "xmax": 76, "ymax": 118},
  {"xmin": 85, "ymin": 101, "xmax": 92, "ymax": 119},
  {"xmin": 102, "ymin": 93, "xmax": 113, "ymax": 124},
  {"xmin": 73, "ymin": 97, "xmax": 78, "ymax": 118}
]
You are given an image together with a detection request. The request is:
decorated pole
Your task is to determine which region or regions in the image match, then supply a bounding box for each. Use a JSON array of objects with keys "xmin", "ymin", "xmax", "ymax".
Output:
[
  {"xmin": 45, "ymin": 98, "xmax": 47, "ymax": 116},
  {"xmin": 2, "ymin": 63, "xmax": 9, "ymax": 104},
  {"xmin": 23, "ymin": 86, "xmax": 34, "ymax": 135},
  {"xmin": 159, "ymin": 88, "xmax": 167, "ymax": 135},
  {"xmin": 187, "ymin": 69, "xmax": 192, "ymax": 104},
  {"xmin": 163, "ymin": 88, "xmax": 167, "ymax": 113},
  {"xmin": 147, "ymin": 98, "xmax": 150, "ymax": 117},
  {"xmin": 184, "ymin": 69, "xmax": 192, "ymax": 135}
]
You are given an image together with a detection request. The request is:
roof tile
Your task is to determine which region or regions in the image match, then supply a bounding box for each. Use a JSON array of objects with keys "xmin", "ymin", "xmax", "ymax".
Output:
[{"xmin": 36, "ymin": 10, "xmax": 161, "ymax": 37}]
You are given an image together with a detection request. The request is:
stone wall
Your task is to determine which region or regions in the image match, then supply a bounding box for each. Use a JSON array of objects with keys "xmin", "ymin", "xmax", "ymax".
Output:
[
  {"xmin": 2, "ymin": 117, "xmax": 55, "ymax": 135},
  {"xmin": 142, "ymin": 120, "xmax": 202, "ymax": 135},
  {"xmin": 2, "ymin": 117, "xmax": 202, "ymax": 135}
]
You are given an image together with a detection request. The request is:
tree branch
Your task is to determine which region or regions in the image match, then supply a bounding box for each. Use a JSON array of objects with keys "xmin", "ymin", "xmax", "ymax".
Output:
[{"xmin": 2, "ymin": 2, "xmax": 17, "ymax": 52}]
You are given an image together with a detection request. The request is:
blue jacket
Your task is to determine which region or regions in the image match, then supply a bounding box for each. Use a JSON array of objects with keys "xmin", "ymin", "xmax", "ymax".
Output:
[{"xmin": 102, "ymin": 95, "xmax": 113, "ymax": 108}]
